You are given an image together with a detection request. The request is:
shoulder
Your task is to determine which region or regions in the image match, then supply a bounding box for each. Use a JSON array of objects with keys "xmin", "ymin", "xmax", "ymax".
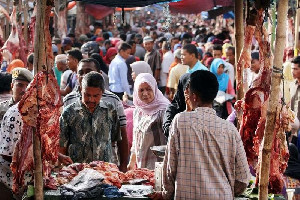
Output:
[
  {"xmin": 62, "ymin": 101, "xmax": 80, "ymax": 115},
  {"xmin": 99, "ymin": 100, "xmax": 116, "ymax": 112},
  {"xmin": 0, "ymin": 100, "xmax": 10, "ymax": 111},
  {"xmin": 63, "ymin": 91, "xmax": 80, "ymax": 104}
]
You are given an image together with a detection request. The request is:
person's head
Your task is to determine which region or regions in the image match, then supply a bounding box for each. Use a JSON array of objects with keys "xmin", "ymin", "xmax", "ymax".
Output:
[
  {"xmin": 173, "ymin": 49, "xmax": 182, "ymax": 63},
  {"xmin": 213, "ymin": 44, "xmax": 223, "ymax": 58},
  {"xmin": 130, "ymin": 61, "xmax": 152, "ymax": 81},
  {"xmin": 11, "ymin": 68, "xmax": 33, "ymax": 103},
  {"xmin": 118, "ymin": 42, "xmax": 132, "ymax": 60},
  {"xmin": 55, "ymin": 54, "xmax": 68, "ymax": 72},
  {"xmin": 120, "ymin": 33, "xmax": 127, "ymax": 41},
  {"xmin": 79, "ymin": 34, "xmax": 88, "ymax": 44},
  {"xmin": 104, "ymin": 40, "xmax": 111, "ymax": 50},
  {"xmin": 81, "ymin": 41, "xmax": 100, "ymax": 57},
  {"xmin": 210, "ymin": 58, "xmax": 225, "ymax": 75},
  {"xmin": 66, "ymin": 49, "xmax": 83, "ymax": 72},
  {"xmin": 135, "ymin": 34, "xmax": 143, "ymax": 44},
  {"xmin": 0, "ymin": 72, "xmax": 12, "ymax": 94},
  {"xmin": 250, "ymin": 52, "xmax": 260, "ymax": 74},
  {"xmin": 90, "ymin": 53, "xmax": 108, "ymax": 74},
  {"xmin": 27, "ymin": 53, "xmax": 34, "ymax": 72},
  {"xmin": 291, "ymin": 56, "xmax": 300, "ymax": 81},
  {"xmin": 78, "ymin": 58, "xmax": 101, "ymax": 87},
  {"xmin": 81, "ymin": 71, "xmax": 104, "ymax": 113},
  {"xmin": 52, "ymin": 44, "xmax": 58, "ymax": 57},
  {"xmin": 95, "ymin": 37, "xmax": 104, "ymax": 46},
  {"xmin": 105, "ymin": 47, "xmax": 118, "ymax": 62},
  {"xmin": 189, "ymin": 70, "xmax": 219, "ymax": 109},
  {"xmin": 62, "ymin": 37, "xmax": 73, "ymax": 51},
  {"xmin": 162, "ymin": 41, "xmax": 171, "ymax": 54},
  {"xmin": 158, "ymin": 37, "xmax": 167, "ymax": 49},
  {"xmin": 67, "ymin": 33, "xmax": 76, "ymax": 43},
  {"xmin": 134, "ymin": 73, "xmax": 157, "ymax": 104},
  {"xmin": 181, "ymin": 44, "xmax": 198, "ymax": 67},
  {"xmin": 7, "ymin": 59, "xmax": 25, "ymax": 73},
  {"xmin": 143, "ymin": 36, "xmax": 154, "ymax": 52},
  {"xmin": 226, "ymin": 46, "xmax": 235, "ymax": 65},
  {"xmin": 103, "ymin": 32, "xmax": 110, "ymax": 40},
  {"xmin": 171, "ymin": 37, "xmax": 180, "ymax": 50},
  {"xmin": 128, "ymin": 40, "xmax": 136, "ymax": 55}
]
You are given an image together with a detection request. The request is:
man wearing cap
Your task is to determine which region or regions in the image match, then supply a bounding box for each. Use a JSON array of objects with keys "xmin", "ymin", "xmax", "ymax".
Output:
[
  {"xmin": 0, "ymin": 68, "xmax": 33, "ymax": 198},
  {"xmin": 0, "ymin": 68, "xmax": 33, "ymax": 128},
  {"xmin": 56, "ymin": 54, "xmax": 72, "ymax": 90},
  {"xmin": 144, "ymin": 36, "xmax": 161, "ymax": 82},
  {"xmin": 62, "ymin": 37, "xmax": 73, "ymax": 54},
  {"xmin": 167, "ymin": 49, "xmax": 189, "ymax": 100}
]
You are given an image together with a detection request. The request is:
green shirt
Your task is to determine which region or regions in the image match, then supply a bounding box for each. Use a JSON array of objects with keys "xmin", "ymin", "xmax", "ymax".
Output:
[{"xmin": 59, "ymin": 100, "xmax": 120, "ymax": 163}]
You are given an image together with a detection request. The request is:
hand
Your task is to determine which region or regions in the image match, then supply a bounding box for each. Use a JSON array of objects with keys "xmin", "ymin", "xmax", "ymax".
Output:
[
  {"xmin": 122, "ymin": 93, "xmax": 128, "ymax": 103},
  {"xmin": 127, "ymin": 161, "xmax": 136, "ymax": 171},
  {"xmin": 148, "ymin": 192, "xmax": 163, "ymax": 200},
  {"xmin": 58, "ymin": 153, "xmax": 73, "ymax": 166}
]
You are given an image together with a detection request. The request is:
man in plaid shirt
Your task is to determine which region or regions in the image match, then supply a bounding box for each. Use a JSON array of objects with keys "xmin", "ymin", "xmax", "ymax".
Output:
[{"xmin": 150, "ymin": 70, "xmax": 250, "ymax": 200}]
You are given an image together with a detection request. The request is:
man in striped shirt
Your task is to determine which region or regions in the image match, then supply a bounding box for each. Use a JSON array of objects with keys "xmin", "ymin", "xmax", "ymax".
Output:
[
  {"xmin": 150, "ymin": 70, "xmax": 250, "ymax": 200},
  {"xmin": 63, "ymin": 58, "xmax": 128, "ymax": 172}
]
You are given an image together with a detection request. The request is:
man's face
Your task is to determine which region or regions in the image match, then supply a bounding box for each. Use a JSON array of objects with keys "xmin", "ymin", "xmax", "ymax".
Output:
[
  {"xmin": 144, "ymin": 41, "xmax": 154, "ymax": 52},
  {"xmin": 292, "ymin": 63, "xmax": 300, "ymax": 80},
  {"xmin": 226, "ymin": 49, "xmax": 235, "ymax": 63},
  {"xmin": 82, "ymin": 86, "xmax": 103, "ymax": 113},
  {"xmin": 64, "ymin": 44, "xmax": 72, "ymax": 51},
  {"xmin": 181, "ymin": 49, "xmax": 194, "ymax": 66},
  {"xmin": 120, "ymin": 49, "xmax": 132, "ymax": 60},
  {"xmin": 213, "ymin": 50, "xmax": 222, "ymax": 58},
  {"xmin": 67, "ymin": 55, "xmax": 78, "ymax": 72},
  {"xmin": 78, "ymin": 62, "xmax": 98, "ymax": 87},
  {"xmin": 250, "ymin": 59, "xmax": 260, "ymax": 74},
  {"xmin": 11, "ymin": 79, "xmax": 29, "ymax": 103},
  {"xmin": 57, "ymin": 61, "xmax": 67, "ymax": 72},
  {"xmin": 27, "ymin": 62, "xmax": 33, "ymax": 71}
]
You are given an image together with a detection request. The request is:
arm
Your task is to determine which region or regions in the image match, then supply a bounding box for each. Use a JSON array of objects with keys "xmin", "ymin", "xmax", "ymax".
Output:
[
  {"xmin": 234, "ymin": 128, "xmax": 251, "ymax": 196},
  {"xmin": 155, "ymin": 51, "xmax": 162, "ymax": 82},
  {"xmin": 120, "ymin": 63, "xmax": 131, "ymax": 95},
  {"xmin": 59, "ymin": 111, "xmax": 73, "ymax": 165},
  {"xmin": 162, "ymin": 116, "xmax": 179, "ymax": 200},
  {"xmin": 60, "ymin": 85, "xmax": 72, "ymax": 96},
  {"xmin": 117, "ymin": 126, "xmax": 129, "ymax": 172}
]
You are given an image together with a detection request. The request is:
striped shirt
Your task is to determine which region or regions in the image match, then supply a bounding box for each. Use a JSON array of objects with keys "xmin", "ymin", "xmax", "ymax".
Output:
[
  {"xmin": 162, "ymin": 107, "xmax": 250, "ymax": 200},
  {"xmin": 63, "ymin": 86, "xmax": 126, "ymax": 127}
]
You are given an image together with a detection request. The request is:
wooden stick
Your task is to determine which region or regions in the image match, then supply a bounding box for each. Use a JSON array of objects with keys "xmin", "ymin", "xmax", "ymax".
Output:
[
  {"xmin": 235, "ymin": 0, "xmax": 244, "ymax": 100},
  {"xmin": 23, "ymin": 0, "xmax": 29, "ymax": 47},
  {"xmin": 294, "ymin": 0, "xmax": 300, "ymax": 56},
  {"xmin": 258, "ymin": 0, "xmax": 288, "ymax": 199},
  {"xmin": 32, "ymin": 0, "xmax": 47, "ymax": 199}
]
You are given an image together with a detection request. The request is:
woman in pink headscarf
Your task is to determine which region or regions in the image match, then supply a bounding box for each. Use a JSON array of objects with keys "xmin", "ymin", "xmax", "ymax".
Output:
[{"xmin": 127, "ymin": 73, "xmax": 169, "ymax": 170}]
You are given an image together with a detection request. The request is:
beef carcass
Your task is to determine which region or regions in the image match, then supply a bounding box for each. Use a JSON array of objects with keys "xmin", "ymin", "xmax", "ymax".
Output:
[
  {"xmin": 57, "ymin": 5, "xmax": 67, "ymax": 39},
  {"xmin": 1, "ymin": 6, "xmax": 19, "ymax": 60},
  {"xmin": 27, "ymin": 6, "xmax": 36, "ymax": 54},
  {"xmin": 11, "ymin": 71, "xmax": 62, "ymax": 193}
]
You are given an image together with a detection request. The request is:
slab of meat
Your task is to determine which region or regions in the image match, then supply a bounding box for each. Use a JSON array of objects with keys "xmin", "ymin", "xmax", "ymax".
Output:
[
  {"xmin": 1, "ymin": 6, "xmax": 19, "ymax": 60},
  {"xmin": 57, "ymin": 5, "xmax": 67, "ymax": 39},
  {"xmin": 57, "ymin": 162, "xmax": 155, "ymax": 189},
  {"xmin": 11, "ymin": 71, "xmax": 62, "ymax": 193},
  {"xmin": 45, "ymin": 5, "xmax": 54, "ymax": 69},
  {"xmin": 27, "ymin": 6, "xmax": 36, "ymax": 54}
]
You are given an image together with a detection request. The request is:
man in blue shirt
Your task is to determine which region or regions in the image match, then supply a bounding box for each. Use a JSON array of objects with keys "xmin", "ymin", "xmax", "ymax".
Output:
[
  {"xmin": 181, "ymin": 44, "xmax": 208, "ymax": 73},
  {"xmin": 108, "ymin": 42, "xmax": 132, "ymax": 99}
]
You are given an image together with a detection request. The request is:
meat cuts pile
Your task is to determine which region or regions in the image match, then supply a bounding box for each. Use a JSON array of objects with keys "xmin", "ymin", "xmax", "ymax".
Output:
[
  {"xmin": 57, "ymin": 161, "xmax": 155, "ymax": 189},
  {"xmin": 235, "ymin": 9, "xmax": 292, "ymax": 194},
  {"xmin": 11, "ymin": 71, "xmax": 62, "ymax": 193}
]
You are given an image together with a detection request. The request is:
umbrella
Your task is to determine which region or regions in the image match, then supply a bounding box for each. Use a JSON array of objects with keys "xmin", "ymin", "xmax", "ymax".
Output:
[
  {"xmin": 72, "ymin": 0, "xmax": 180, "ymax": 8},
  {"xmin": 169, "ymin": 0, "xmax": 233, "ymax": 14}
]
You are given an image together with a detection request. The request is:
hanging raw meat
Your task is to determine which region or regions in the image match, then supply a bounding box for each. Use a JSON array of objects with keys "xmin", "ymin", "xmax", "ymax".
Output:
[
  {"xmin": 57, "ymin": 5, "xmax": 67, "ymax": 39},
  {"xmin": 1, "ymin": 6, "xmax": 20, "ymax": 60},
  {"xmin": 28, "ymin": 6, "xmax": 36, "ymax": 54},
  {"xmin": 11, "ymin": 71, "xmax": 62, "ymax": 193}
]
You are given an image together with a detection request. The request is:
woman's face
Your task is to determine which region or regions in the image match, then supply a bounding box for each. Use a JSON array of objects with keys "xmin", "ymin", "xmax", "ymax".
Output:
[
  {"xmin": 217, "ymin": 64, "xmax": 224, "ymax": 75},
  {"xmin": 138, "ymin": 82, "xmax": 155, "ymax": 104}
]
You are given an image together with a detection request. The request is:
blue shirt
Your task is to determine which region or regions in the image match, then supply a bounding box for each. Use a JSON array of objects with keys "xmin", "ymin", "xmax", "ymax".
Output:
[
  {"xmin": 108, "ymin": 54, "xmax": 131, "ymax": 94},
  {"xmin": 186, "ymin": 61, "xmax": 208, "ymax": 73}
]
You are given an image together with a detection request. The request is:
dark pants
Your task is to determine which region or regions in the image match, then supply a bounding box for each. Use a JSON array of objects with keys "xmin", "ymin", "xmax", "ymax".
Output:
[
  {"xmin": 112, "ymin": 92, "xmax": 124, "ymax": 100},
  {"xmin": 0, "ymin": 182, "xmax": 14, "ymax": 200}
]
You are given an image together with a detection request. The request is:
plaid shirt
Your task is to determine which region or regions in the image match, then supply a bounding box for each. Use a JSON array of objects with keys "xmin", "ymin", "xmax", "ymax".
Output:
[{"xmin": 162, "ymin": 107, "xmax": 250, "ymax": 200}]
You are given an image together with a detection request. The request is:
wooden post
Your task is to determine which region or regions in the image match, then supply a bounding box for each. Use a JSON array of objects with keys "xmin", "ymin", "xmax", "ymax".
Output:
[
  {"xmin": 235, "ymin": 0, "xmax": 244, "ymax": 100},
  {"xmin": 295, "ymin": 0, "xmax": 300, "ymax": 56},
  {"xmin": 33, "ymin": 0, "xmax": 47, "ymax": 199},
  {"xmin": 24, "ymin": 0, "xmax": 29, "ymax": 47},
  {"xmin": 5, "ymin": 0, "xmax": 10, "ymax": 40},
  {"xmin": 258, "ymin": 0, "xmax": 288, "ymax": 199}
]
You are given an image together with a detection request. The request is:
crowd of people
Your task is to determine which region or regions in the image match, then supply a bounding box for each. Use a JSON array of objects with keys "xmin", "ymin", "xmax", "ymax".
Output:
[{"xmin": 0, "ymin": 16, "xmax": 299, "ymax": 199}]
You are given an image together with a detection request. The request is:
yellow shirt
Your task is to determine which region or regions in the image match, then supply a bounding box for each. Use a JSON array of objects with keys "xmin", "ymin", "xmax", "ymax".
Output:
[{"xmin": 167, "ymin": 63, "xmax": 189, "ymax": 90}]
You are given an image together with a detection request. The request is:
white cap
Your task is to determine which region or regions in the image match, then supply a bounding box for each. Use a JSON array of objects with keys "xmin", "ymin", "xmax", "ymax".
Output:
[
  {"xmin": 55, "ymin": 54, "xmax": 67, "ymax": 63},
  {"xmin": 143, "ymin": 36, "xmax": 153, "ymax": 43}
]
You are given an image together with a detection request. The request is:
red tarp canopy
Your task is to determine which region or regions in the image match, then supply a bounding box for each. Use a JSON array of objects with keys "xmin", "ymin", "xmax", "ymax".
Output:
[
  {"xmin": 169, "ymin": 0, "xmax": 233, "ymax": 14},
  {"xmin": 85, "ymin": 4, "xmax": 114, "ymax": 20}
]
